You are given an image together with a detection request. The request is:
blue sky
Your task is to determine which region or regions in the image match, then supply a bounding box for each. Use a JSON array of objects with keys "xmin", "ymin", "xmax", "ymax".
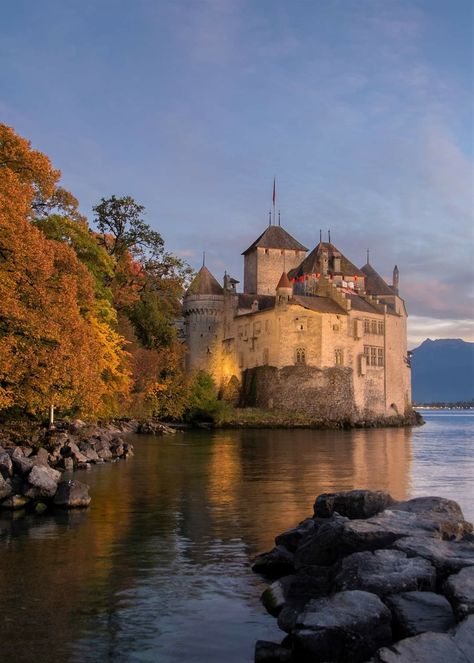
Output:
[{"xmin": 1, "ymin": 0, "xmax": 472, "ymax": 346}]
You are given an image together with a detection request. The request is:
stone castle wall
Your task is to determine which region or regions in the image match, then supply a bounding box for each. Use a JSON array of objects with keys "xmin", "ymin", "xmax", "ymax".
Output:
[
  {"xmin": 244, "ymin": 247, "xmax": 306, "ymax": 294},
  {"xmin": 241, "ymin": 365, "xmax": 357, "ymax": 421}
]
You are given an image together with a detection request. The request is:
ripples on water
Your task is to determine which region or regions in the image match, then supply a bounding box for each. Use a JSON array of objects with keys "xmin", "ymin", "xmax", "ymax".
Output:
[{"xmin": 0, "ymin": 411, "xmax": 472, "ymax": 662}]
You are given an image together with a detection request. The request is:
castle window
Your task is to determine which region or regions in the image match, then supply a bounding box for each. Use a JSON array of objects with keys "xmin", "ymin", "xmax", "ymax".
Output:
[
  {"xmin": 371, "ymin": 320, "xmax": 377, "ymax": 335},
  {"xmin": 364, "ymin": 345, "xmax": 379, "ymax": 367},
  {"xmin": 238, "ymin": 353, "xmax": 244, "ymax": 368},
  {"xmin": 333, "ymin": 324, "xmax": 340, "ymax": 332},
  {"xmin": 364, "ymin": 319, "xmax": 370, "ymax": 334},
  {"xmin": 295, "ymin": 347, "xmax": 306, "ymax": 364},
  {"xmin": 335, "ymin": 349, "xmax": 344, "ymax": 366},
  {"xmin": 377, "ymin": 321, "xmax": 384, "ymax": 335},
  {"xmin": 370, "ymin": 347, "xmax": 377, "ymax": 366},
  {"xmin": 244, "ymin": 325, "xmax": 249, "ymax": 339},
  {"xmin": 254, "ymin": 322, "xmax": 261, "ymax": 335},
  {"xmin": 377, "ymin": 348, "xmax": 384, "ymax": 366},
  {"xmin": 265, "ymin": 249, "xmax": 269, "ymax": 255},
  {"xmin": 281, "ymin": 250, "xmax": 285, "ymax": 255}
]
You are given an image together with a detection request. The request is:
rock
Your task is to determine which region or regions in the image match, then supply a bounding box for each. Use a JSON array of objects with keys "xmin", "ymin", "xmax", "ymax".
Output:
[
  {"xmin": 23, "ymin": 464, "xmax": 61, "ymax": 500},
  {"xmin": 453, "ymin": 615, "xmax": 474, "ymax": 659},
  {"xmin": 0, "ymin": 474, "xmax": 12, "ymax": 500},
  {"xmin": 254, "ymin": 640, "xmax": 292, "ymax": 662},
  {"xmin": 275, "ymin": 518, "xmax": 316, "ymax": 552},
  {"xmin": 69, "ymin": 419, "xmax": 87, "ymax": 433},
  {"xmin": 385, "ymin": 591, "xmax": 455, "ymax": 638},
  {"xmin": 12, "ymin": 454, "xmax": 34, "ymax": 477},
  {"xmin": 21, "ymin": 446, "xmax": 33, "ymax": 457},
  {"xmin": 62, "ymin": 442, "xmax": 89, "ymax": 465},
  {"xmin": 60, "ymin": 457, "xmax": 74, "ymax": 472},
  {"xmin": 393, "ymin": 535, "xmax": 474, "ymax": 578},
  {"xmin": 34, "ymin": 502, "xmax": 48, "ymax": 515},
  {"xmin": 444, "ymin": 566, "xmax": 474, "ymax": 620},
  {"xmin": 292, "ymin": 590, "xmax": 392, "ymax": 662},
  {"xmin": 334, "ymin": 549, "xmax": 435, "ymax": 597},
  {"xmin": 392, "ymin": 497, "xmax": 472, "ymax": 540},
  {"xmin": 252, "ymin": 545, "xmax": 295, "ymax": 578},
  {"xmin": 1, "ymin": 494, "xmax": 30, "ymax": 510},
  {"xmin": 123, "ymin": 442, "xmax": 134, "ymax": 457},
  {"xmin": 78, "ymin": 443, "xmax": 100, "ymax": 462},
  {"xmin": 97, "ymin": 446, "xmax": 113, "ymax": 461},
  {"xmin": 370, "ymin": 632, "xmax": 468, "ymax": 662},
  {"xmin": 53, "ymin": 479, "xmax": 91, "ymax": 508},
  {"xmin": 0, "ymin": 451, "xmax": 13, "ymax": 478},
  {"xmin": 31, "ymin": 447, "xmax": 49, "ymax": 466},
  {"xmin": 294, "ymin": 517, "xmax": 347, "ymax": 568},
  {"xmin": 314, "ymin": 490, "xmax": 395, "ymax": 520}
]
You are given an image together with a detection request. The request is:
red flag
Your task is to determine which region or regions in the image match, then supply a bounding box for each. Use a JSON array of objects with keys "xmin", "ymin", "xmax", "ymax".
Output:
[{"xmin": 272, "ymin": 177, "xmax": 276, "ymax": 206}]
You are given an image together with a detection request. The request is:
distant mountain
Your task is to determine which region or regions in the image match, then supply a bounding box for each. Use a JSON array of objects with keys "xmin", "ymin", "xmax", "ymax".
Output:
[{"xmin": 411, "ymin": 338, "xmax": 474, "ymax": 404}]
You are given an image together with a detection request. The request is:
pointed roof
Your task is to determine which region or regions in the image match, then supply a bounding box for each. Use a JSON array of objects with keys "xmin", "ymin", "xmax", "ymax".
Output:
[
  {"xmin": 276, "ymin": 272, "xmax": 292, "ymax": 289},
  {"xmin": 242, "ymin": 225, "xmax": 308, "ymax": 255},
  {"xmin": 185, "ymin": 266, "xmax": 224, "ymax": 296},
  {"xmin": 288, "ymin": 242, "xmax": 364, "ymax": 279},
  {"xmin": 361, "ymin": 263, "xmax": 395, "ymax": 296}
]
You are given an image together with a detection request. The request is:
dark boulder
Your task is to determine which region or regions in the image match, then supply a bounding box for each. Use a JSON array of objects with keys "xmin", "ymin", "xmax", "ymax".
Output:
[
  {"xmin": 262, "ymin": 568, "xmax": 331, "ymax": 616},
  {"xmin": 12, "ymin": 454, "xmax": 34, "ymax": 477},
  {"xmin": 444, "ymin": 565, "xmax": 474, "ymax": 620},
  {"xmin": 385, "ymin": 591, "xmax": 455, "ymax": 638},
  {"xmin": 393, "ymin": 535, "xmax": 474, "ymax": 579},
  {"xmin": 294, "ymin": 517, "xmax": 347, "ymax": 568},
  {"xmin": 334, "ymin": 549, "xmax": 435, "ymax": 597},
  {"xmin": 0, "ymin": 474, "xmax": 12, "ymax": 500},
  {"xmin": 370, "ymin": 627, "xmax": 472, "ymax": 662},
  {"xmin": 292, "ymin": 590, "xmax": 392, "ymax": 662},
  {"xmin": 254, "ymin": 640, "xmax": 292, "ymax": 662},
  {"xmin": 275, "ymin": 518, "xmax": 316, "ymax": 552},
  {"xmin": 53, "ymin": 480, "xmax": 91, "ymax": 508},
  {"xmin": 0, "ymin": 451, "xmax": 13, "ymax": 478},
  {"xmin": 253, "ymin": 546, "xmax": 295, "ymax": 578},
  {"xmin": 453, "ymin": 615, "xmax": 474, "ymax": 659},
  {"xmin": 314, "ymin": 490, "xmax": 394, "ymax": 520},
  {"xmin": 391, "ymin": 496, "xmax": 472, "ymax": 540}
]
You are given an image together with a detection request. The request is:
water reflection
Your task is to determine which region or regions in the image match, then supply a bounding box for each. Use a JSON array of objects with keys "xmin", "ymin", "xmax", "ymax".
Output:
[{"xmin": 0, "ymin": 415, "xmax": 472, "ymax": 663}]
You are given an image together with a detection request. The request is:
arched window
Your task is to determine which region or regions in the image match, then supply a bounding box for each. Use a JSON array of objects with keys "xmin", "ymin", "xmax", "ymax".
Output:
[{"xmin": 295, "ymin": 347, "xmax": 306, "ymax": 364}]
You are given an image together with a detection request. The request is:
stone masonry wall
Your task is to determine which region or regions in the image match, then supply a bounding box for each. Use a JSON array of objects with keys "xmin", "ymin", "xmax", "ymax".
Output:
[{"xmin": 241, "ymin": 365, "xmax": 357, "ymax": 421}]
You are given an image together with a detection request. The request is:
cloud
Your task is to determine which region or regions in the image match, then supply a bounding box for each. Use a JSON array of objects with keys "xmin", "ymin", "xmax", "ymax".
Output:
[{"xmin": 408, "ymin": 315, "xmax": 474, "ymax": 348}]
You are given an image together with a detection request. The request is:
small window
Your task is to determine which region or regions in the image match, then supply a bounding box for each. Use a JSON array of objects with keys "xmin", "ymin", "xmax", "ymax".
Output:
[
  {"xmin": 377, "ymin": 321, "xmax": 384, "ymax": 335},
  {"xmin": 281, "ymin": 250, "xmax": 285, "ymax": 255},
  {"xmin": 295, "ymin": 347, "xmax": 306, "ymax": 364},
  {"xmin": 238, "ymin": 353, "xmax": 244, "ymax": 368},
  {"xmin": 265, "ymin": 249, "xmax": 269, "ymax": 255},
  {"xmin": 335, "ymin": 349, "xmax": 344, "ymax": 365},
  {"xmin": 244, "ymin": 325, "xmax": 249, "ymax": 339},
  {"xmin": 371, "ymin": 320, "xmax": 377, "ymax": 335},
  {"xmin": 377, "ymin": 348, "xmax": 384, "ymax": 366},
  {"xmin": 254, "ymin": 322, "xmax": 261, "ymax": 335},
  {"xmin": 364, "ymin": 319, "xmax": 371, "ymax": 334},
  {"xmin": 370, "ymin": 347, "xmax": 377, "ymax": 366}
]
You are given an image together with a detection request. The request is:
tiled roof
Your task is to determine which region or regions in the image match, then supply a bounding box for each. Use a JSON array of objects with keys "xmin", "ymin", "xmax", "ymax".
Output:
[
  {"xmin": 288, "ymin": 242, "xmax": 365, "ymax": 279},
  {"xmin": 242, "ymin": 225, "xmax": 308, "ymax": 255},
  {"xmin": 185, "ymin": 266, "xmax": 223, "ymax": 296},
  {"xmin": 276, "ymin": 272, "xmax": 292, "ymax": 289},
  {"xmin": 237, "ymin": 294, "xmax": 276, "ymax": 311},
  {"xmin": 292, "ymin": 295, "xmax": 346, "ymax": 314},
  {"xmin": 361, "ymin": 263, "xmax": 395, "ymax": 296},
  {"xmin": 345, "ymin": 293, "xmax": 382, "ymax": 313}
]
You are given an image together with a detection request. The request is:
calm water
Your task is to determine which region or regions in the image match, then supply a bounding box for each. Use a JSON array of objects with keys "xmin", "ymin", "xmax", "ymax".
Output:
[{"xmin": 0, "ymin": 411, "xmax": 473, "ymax": 663}]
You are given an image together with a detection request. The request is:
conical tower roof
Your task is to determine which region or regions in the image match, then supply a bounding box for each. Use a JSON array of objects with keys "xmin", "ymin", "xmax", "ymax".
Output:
[
  {"xmin": 276, "ymin": 271, "xmax": 292, "ymax": 289},
  {"xmin": 361, "ymin": 262, "xmax": 395, "ymax": 296},
  {"xmin": 242, "ymin": 225, "xmax": 308, "ymax": 255},
  {"xmin": 185, "ymin": 266, "xmax": 223, "ymax": 296}
]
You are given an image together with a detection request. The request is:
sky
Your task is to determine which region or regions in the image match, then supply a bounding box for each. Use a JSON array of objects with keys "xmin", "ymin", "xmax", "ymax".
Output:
[{"xmin": 1, "ymin": 0, "xmax": 473, "ymax": 348}]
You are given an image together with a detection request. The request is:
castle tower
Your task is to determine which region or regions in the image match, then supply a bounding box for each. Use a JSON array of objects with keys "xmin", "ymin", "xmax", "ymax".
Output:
[
  {"xmin": 276, "ymin": 271, "xmax": 292, "ymax": 305},
  {"xmin": 182, "ymin": 266, "xmax": 225, "ymax": 381},
  {"xmin": 242, "ymin": 225, "xmax": 308, "ymax": 295}
]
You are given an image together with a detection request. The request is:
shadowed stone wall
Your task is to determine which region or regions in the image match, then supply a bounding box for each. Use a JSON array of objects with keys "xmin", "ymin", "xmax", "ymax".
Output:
[{"xmin": 241, "ymin": 365, "xmax": 357, "ymax": 421}]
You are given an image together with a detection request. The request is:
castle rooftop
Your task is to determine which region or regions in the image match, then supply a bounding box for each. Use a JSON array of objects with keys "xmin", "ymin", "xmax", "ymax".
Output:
[
  {"xmin": 242, "ymin": 225, "xmax": 308, "ymax": 255},
  {"xmin": 185, "ymin": 265, "xmax": 223, "ymax": 296},
  {"xmin": 361, "ymin": 262, "xmax": 395, "ymax": 296},
  {"xmin": 288, "ymin": 241, "xmax": 364, "ymax": 280}
]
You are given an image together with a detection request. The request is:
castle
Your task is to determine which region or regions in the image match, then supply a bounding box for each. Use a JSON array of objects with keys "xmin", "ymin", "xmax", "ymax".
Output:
[{"xmin": 182, "ymin": 223, "xmax": 412, "ymax": 423}]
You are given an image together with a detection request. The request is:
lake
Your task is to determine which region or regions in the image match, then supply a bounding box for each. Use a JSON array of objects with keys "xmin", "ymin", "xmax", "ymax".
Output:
[{"xmin": 0, "ymin": 411, "xmax": 473, "ymax": 662}]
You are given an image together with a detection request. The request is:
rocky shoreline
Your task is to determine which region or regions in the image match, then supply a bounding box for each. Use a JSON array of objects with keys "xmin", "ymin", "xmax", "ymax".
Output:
[
  {"xmin": 252, "ymin": 490, "xmax": 474, "ymax": 662},
  {"xmin": 0, "ymin": 418, "xmax": 176, "ymax": 515}
]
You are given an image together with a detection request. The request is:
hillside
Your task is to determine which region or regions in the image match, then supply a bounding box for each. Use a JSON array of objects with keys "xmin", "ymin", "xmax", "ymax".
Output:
[{"xmin": 411, "ymin": 338, "xmax": 474, "ymax": 404}]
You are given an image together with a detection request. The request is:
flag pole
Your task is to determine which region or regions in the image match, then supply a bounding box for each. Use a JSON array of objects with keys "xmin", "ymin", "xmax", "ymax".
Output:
[{"xmin": 272, "ymin": 177, "xmax": 276, "ymax": 226}]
